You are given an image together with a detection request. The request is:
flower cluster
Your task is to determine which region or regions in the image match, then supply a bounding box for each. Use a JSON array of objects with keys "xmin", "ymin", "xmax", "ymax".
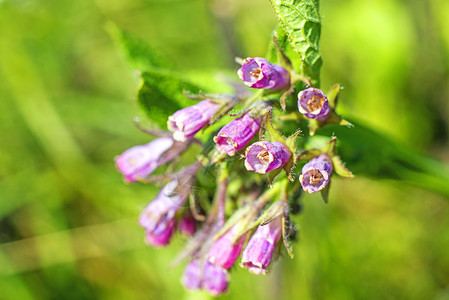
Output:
[{"xmin": 115, "ymin": 55, "xmax": 353, "ymax": 295}]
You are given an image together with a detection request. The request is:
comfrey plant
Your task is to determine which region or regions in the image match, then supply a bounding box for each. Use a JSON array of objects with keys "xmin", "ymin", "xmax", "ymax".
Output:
[{"xmin": 113, "ymin": 0, "xmax": 356, "ymax": 296}]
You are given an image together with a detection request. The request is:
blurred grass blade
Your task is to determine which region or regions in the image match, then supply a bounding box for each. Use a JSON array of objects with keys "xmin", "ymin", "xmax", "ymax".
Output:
[{"xmin": 0, "ymin": 219, "xmax": 140, "ymax": 275}]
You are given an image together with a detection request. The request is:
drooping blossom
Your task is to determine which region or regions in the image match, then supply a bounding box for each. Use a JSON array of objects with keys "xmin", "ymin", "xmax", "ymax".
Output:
[
  {"xmin": 181, "ymin": 260, "xmax": 229, "ymax": 296},
  {"xmin": 244, "ymin": 141, "xmax": 291, "ymax": 174},
  {"xmin": 115, "ymin": 137, "xmax": 174, "ymax": 183},
  {"xmin": 181, "ymin": 260, "xmax": 203, "ymax": 291},
  {"xmin": 238, "ymin": 57, "xmax": 290, "ymax": 90},
  {"xmin": 297, "ymin": 88, "xmax": 331, "ymax": 121},
  {"xmin": 208, "ymin": 223, "xmax": 247, "ymax": 269},
  {"xmin": 168, "ymin": 99, "xmax": 221, "ymax": 141},
  {"xmin": 139, "ymin": 180, "xmax": 188, "ymax": 247},
  {"xmin": 299, "ymin": 154, "xmax": 333, "ymax": 193},
  {"xmin": 203, "ymin": 261, "xmax": 229, "ymax": 296},
  {"xmin": 240, "ymin": 216, "xmax": 282, "ymax": 275},
  {"xmin": 214, "ymin": 113, "xmax": 262, "ymax": 156}
]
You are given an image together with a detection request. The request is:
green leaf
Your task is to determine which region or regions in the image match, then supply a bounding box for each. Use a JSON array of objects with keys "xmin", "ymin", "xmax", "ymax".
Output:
[
  {"xmin": 106, "ymin": 22, "xmax": 171, "ymax": 71},
  {"xmin": 269, "ymin": 0, "xmax": 322, "ymax": 86},
  {"xmin": 138, "ymin": 70, "xmax": 203, "ymax": 128}
]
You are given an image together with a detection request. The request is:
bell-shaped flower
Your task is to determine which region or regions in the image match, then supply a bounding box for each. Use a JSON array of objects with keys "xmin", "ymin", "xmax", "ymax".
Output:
[
  {"xmin": 244, "ymin": 141, "xmax": 291, "ymax": 174},
  {"xmin": 240, "ymin": 216, "xmax": 282, "ymax": 275},
  {"xmin": 168, "ymin": 99, "xmax": 221, "ymax": 142},
  {"xmin": 208, "ymin": 223, "xmax": 247, "ymax": 269},
  {"xmin": 181, "ymin": 260, "xmax": 203, "ymax": 291},
  {"xmin": 214, "ymin": 113, "xmax": 262, "ymax": 156},
  {"xmin": 299, "ymin": 154, "xmax": 333, "ymax": 193},
  {"xmin": 238, "ymin": 57, "xmax": 290, "ymax": 90},
  {"xmin": 181, "ymin": 260, "xmax": 229, "ymax": 296},
  {"xmin": 297, "ymin": 88, "xmax": 331, "ymax": 121},
  {"xmin": 203, "ymin": 261, "xmax": 229, "ymax": 296},
  {"xmin": 115, "ymin": 137, "xmax": 174, "ymax": 183},
  {"xmin": 139, "ymin": 180, "xmax": 188, "ymax": 247}
]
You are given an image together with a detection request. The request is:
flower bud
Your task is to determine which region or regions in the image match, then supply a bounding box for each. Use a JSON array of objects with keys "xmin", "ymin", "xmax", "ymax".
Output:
[
  {"xmin": 214, "ymin": 113, "xmax": 262, "ymax": 156},
  {"xmin": 240, "ymin": 216, "xmax": 282, "ymax": 275},
  {"xmin": 208, "ymin": 224, "xmax": 247, "ymax": 269},
  {"xmin": 299, "ymin": 154, "xmax": 333, "ymax": 193},
  {"xmin": 145, "ymin": 219, "xmax": 176, "ymax": 247},
  {"xmin": 297, "ymin": 88, "xmax": 331, "ymax": 121},
  {"xmin": 238, "ymin": 57, "xmax": 290, "ymax": 90},
  {"xmin": 203, "ymin": 261, "xmax": 229, "ymax": 296},
  {"xmin": 168, "ymin": 99, "xmax": 221, "ymax": 141},
  {"xmin": 115, "ymin": 137, "xmax": 174, "ymax": 183},
  {"xmin": 244, "ymin": 141, "xmax": 291, "ymax": 174},
  {"xmin": 139, "ymin": 180, "xmax": 188, "ymax": 247},
  {"xmin": 178, "ymin": 215, "xmax": 196, "ymax": 236}
]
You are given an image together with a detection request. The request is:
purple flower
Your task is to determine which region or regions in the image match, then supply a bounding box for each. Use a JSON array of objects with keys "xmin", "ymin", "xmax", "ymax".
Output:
[
  {"xmin": 299, "ymin": 154, "xmax": 333, "ymax": 193},
  {"xmin": 139, "ymin": 180, "xmax": 188, "ymax": 247},
  {"xmin": 168, "ymin": 99, "xmax": 221, "ymax": 142},
  {"xmin": 244, "ymin": 141, "xmax": 291, "ymax": 174},
  {"xmin": 241, "ymin": 216, "xmax": 282, "ymax": 275},
  {"xmin": 203, "ymin": 261, "xmax": 229, "ymax": 296},
  {"xmin": 178, "ymin": 215, "xmax": 196, "ymax": 236},
  {"xmin": 115, "ymin": 137, "xmax": 174, "ymax": 183},
  {"xmin": 238, "ymin": 57, "xmax": 290, "ymax": 90},
  {"xmin": 181, "ymin": 260, "xmax": 229, "ymax": 296},
  {"xmin": 214, "ymin": 113, "xmax": 262, "ymax": 156},
  {"xmin": 208, "ymin": 224, "xmax": 247, "ymax": 269},
  {"xmin": 297, "ymin": 88, "xmax": 331, "ymax": 121},
  {"xmin": 181, "ymin": 260, "xmax": 203, "ymax": 291}
]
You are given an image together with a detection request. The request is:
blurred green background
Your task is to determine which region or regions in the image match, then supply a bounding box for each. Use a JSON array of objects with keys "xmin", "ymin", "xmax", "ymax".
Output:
[{"xmin": 1, "ymin": 0, "xmax": 449, "ymax": 299}]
